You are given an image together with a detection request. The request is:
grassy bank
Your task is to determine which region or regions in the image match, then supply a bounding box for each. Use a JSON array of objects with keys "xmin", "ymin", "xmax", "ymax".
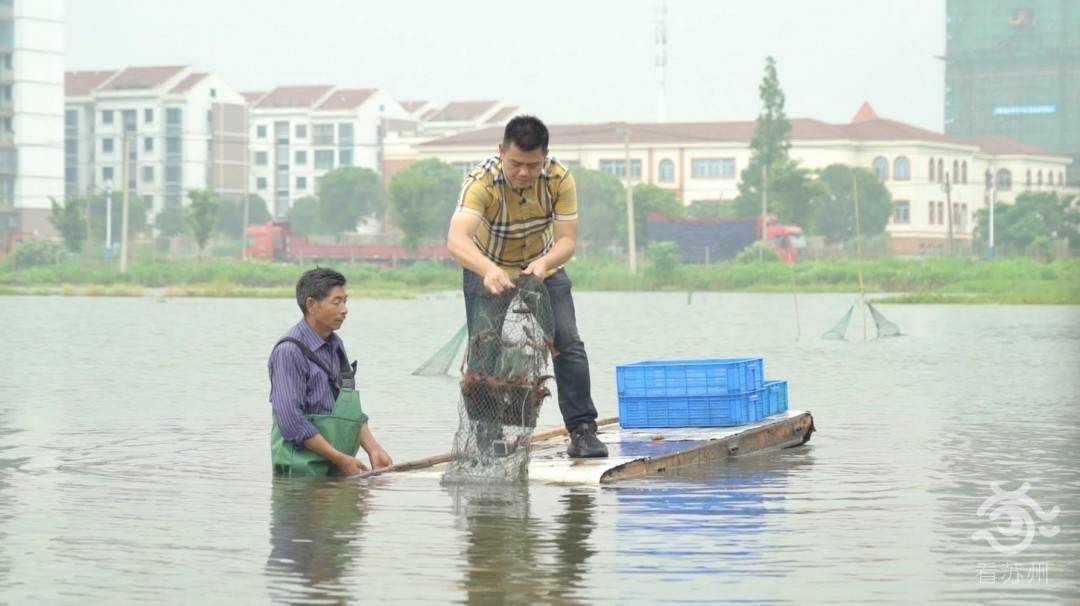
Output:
[{"xmin": 0, "ymin": 257, "xmax": 1077, "ymax": 303}]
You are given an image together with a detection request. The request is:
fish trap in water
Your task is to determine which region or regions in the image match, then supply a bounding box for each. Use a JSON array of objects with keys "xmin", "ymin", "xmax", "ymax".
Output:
[{"xmin": 443, "ymin": 276, "xmax": 555, "ymax": 484}]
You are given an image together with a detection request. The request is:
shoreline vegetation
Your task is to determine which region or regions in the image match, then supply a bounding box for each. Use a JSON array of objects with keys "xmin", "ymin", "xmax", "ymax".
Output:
[{"xmin": 0, "ymin": 258, "xmax": 1076, "ymax": 304}]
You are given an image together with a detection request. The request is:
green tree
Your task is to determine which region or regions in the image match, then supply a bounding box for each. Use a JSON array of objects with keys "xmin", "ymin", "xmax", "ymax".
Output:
[
  {"xmin": 10, "ymin": 239, "xmax": 65, "ymax": 269},
  {"xmin": 686, "ymin": 199, "xmax": 739, "ymax": 217},
  {"xmin": 809, "ymin": 165, "xmax": 893, "ymax": 242},
  {"xmin": 88, "ymin": 193, "xmax": 148, "ymax": 246},
  {"xmin": 573, "ymin": 167, "xmax": 625, "ymax": 247},
  {"xmin": 286, "ymin": 196, "xmax": 326, "ymax": 236},
  {"xmin": 389, "ymin": 159, "xmax": 461, "ymax": 250},
  {"xmin": 48, "ymin": 195, "xmax": 88, "ymax": 253},
  {"xmin": 626, "ymin": 183, "xmax": 684, "ymax": 247},
  {"xmin": 184, "ymin": 189, "xmax": 221, "ymax": 256},
  {"xmin": 735, "ymin": 56, "xmax": 793, "ymax": 213},
  {"xmin": 154, "ymin": 203, "xmax": 188, "ymax": 237},
  {"xmin": 215, "ymin": 195, "xmax": 271, "ymax": 239},
  {"xmin": 646, "ymin": 241, "xmax": 681, "ymax": 286},
  {"xmin": 974, "ymin": 192, "xmax": 1079, "ymax": 257},
  {"xmin": 318, "ymin": 166, "xmax": 386, "ymax": 233}
]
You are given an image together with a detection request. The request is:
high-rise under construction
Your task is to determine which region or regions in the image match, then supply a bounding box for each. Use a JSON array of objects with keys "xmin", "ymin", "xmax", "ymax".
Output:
[{"xmin": 944, "ymin": 0, "xmax": 1079, "ymax": 184}]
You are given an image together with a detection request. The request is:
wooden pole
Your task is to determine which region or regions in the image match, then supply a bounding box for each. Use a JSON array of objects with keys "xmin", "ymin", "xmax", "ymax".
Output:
[{"xmin": 852, "ymin": 173, "xmax": 866, "ymax": 341}]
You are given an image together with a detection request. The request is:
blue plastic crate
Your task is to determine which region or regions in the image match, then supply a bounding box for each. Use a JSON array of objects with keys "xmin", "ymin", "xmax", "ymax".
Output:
[
  {"xmin": 619, "ymin": 390, "xmax": 764, "ymax": 428},
  {"xmin": 616, "ymin": 358, "xmax": 764, "ymax": 398},
  {"xmin": 762, "ymin": 380, "xmax": 789, "ymax": 416}
]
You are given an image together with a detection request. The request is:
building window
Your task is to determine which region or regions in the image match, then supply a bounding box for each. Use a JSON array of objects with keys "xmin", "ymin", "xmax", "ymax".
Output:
[
  {"xmin": 937, "ymin": 202, "xmax": 945, "ymax": 225},
  {"xmin": 296, "ymin": 176, "xmax": 307, "ymax": 190},
  {"xmin": 339, "ymin": 149, "xmax": 353, "ymax": 166},
  {"xmin": 65, "ymin": 109, "xmax": 77, "ymax": 128},
  {"xmin": 254, "ymin": 151, "xmax": 268, "ymax": 166},
  {"xmin": 599, "ymin": 159, "xmax": 642, "ymax": 178},
  {"xmin": 102, "ymin": 110, "xmax": 114, "ymax": 125},
  {"xmin": 872, "ymin": 157, "xmax": 889, "ymax": 180},
  {"xmin": 295, "ymin": 150, "xmax": 307, "ymax": 165},
  {"xmin": 690, "ymin": 158, "xmax": 735, "ymax": 179},
  {"xmin": 995, "ymin": 169, "xmax": 1012, "ymax": 191},
  {"xmin": 658, "ymin": 159, "xmax": 675, "ymax": 182},
  {"xmin": 141, "ymin": 166, "xmax": 154, "ymax": 183},
  {"xmin": 103, "ymin": 166, "xmax": 114, "ymax": 182},
  {"xmin": 144, "ymin": 137, "xmax": 153, "ymax": 152},
  {"xmin": 103, "ymin": 138, "xmax": 114, "ymax": 153},
  {"xmin": 928, "ymin": 200, "xmax": 935, "ymax": 225},
  {"xmin": 952, "ymin": 160, "xmax": 959, "ymax": 183},
  {"xmin": 144, "ymin": 108, "xmax": 153, "ymax": 123},
  {"xmin": 893, "ymin": 157, "xmax": 910, "ymax": 181},
  {"xmin": 256, "ymin": 177, "xmax": 267, "ymax": 191},
  {"xmin": 338, "ymin": 123, "xmax": 354, "ymax": 146},
  {"xmin": 313, "ymin": 124, "xmax": 334, "ymax": 146},
  {"xmin": 1037, "ymin": 170, "xmax": 1043, "ymax": 186},
  {"xmin": 256, "ymin": 124, "xmax": 267, "ymax": 139},
  {"xmin": 165, "ymin": 166, "xmax": 181, "ymax": 182},
  {"xmin": 937, "ymin": 159, "xmax": 944, "ymax": 182},
  {"xmin": 928, "ymin": 158, "xmax": 935, "ymax": 182},
  {"xmin": 961, "ymin": 161, "xmax": 968, "ymax": 184},
  {"xmin": 314, "ymin": 149, "xmax": 334, "ymax": 170},
  {"xmin": 295, "ymin": 124, "xmax": 307, "ymax": 139},
  {"xmin": 1059, "ymin": 171, "xmax": 1064, "ymax": 185},
  {"xmin": 893, "ymin": 200, "xmax": 910, "ymax": 224}
]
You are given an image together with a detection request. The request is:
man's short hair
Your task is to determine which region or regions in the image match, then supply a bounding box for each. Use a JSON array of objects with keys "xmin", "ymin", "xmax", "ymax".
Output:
[
  {"xmin": 295, "ymin": 267, "xmax": 346, "ymax": 315},
  {"xmin": 503, "ymin": 115, "xmax": 549, "ymax": 153}
]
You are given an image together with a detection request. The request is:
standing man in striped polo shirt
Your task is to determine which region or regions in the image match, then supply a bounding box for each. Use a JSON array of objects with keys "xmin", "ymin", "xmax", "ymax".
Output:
[
  {"xmin": 447, "ymin": 115, "xmax": 608, "ymax": 458},
  {"xmin": 268, "ymin": 268, "xmax": 393, "ymax": 476}
]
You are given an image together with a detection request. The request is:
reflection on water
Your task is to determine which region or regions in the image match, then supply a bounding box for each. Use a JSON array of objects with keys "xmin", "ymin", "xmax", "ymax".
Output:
[
  {"xmin": 267, "ymin": 478, "xmax": 371, "ymax": 604},
  {"xmin": 449, "ymin": 481, "xmax": 596, "ymax": 605}
]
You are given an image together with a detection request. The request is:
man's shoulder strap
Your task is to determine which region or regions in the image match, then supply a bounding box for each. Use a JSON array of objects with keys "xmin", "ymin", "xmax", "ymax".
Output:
[{"xmin": 273, "ymin": 337, "xmax": 356, "ymax": 397}]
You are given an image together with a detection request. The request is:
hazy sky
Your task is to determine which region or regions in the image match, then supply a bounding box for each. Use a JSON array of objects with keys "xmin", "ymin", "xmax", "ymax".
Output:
[{"xmin": 66, "ymin": 0, "xmax": 946, "ymax": 130}]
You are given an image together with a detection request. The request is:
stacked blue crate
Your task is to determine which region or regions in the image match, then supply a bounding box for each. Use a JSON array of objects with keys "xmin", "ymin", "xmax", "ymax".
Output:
[{"xmin": 616, "ymin": 358, "xmax": 788, "ymax": 428}]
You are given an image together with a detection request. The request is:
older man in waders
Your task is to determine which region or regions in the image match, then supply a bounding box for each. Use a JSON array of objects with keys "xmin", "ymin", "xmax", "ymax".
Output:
[
  {"xmin": 268, "ymin": 268, "xmax": 393, "ymax": 476},
  {"xmin": 447, "ymin": 115, "xmax": 608, "ymax": 458}
]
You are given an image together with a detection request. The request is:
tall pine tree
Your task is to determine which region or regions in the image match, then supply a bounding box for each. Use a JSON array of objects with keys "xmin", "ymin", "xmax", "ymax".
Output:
[{"xmin": 734, "ymin": 57, "xmax": 817, "ymax": 222}]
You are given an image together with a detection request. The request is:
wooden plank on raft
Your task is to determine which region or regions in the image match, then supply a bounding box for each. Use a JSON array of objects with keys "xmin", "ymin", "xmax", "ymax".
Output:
[{"xmin": 357, "ymin": 411, "xmax": 815, "ymax": 484}]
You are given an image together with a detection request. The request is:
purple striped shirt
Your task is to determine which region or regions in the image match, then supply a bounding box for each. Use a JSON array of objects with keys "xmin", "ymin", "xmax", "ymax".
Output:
[{"xmin": 268, "ymin": 319, "xmax": 366, "ymax": 447}]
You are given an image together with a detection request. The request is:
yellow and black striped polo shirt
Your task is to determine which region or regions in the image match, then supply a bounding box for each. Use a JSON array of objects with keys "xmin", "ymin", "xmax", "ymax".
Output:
[{"xmin": 455, "ymin": 155, "xmax": 578, "ymax": 274}]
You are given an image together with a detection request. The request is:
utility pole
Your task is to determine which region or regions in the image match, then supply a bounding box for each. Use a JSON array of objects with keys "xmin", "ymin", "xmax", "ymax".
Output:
[
  {"xmin": 986, "ymin": 168, "xmax": 996, "ymax": 258},
  {"xmin": 242, "ymin": 111, "xmax": 251, "ymax": 261},
  {"xmin": 943, "ymin": 171, "xmax": 954, "ymax": 255},
  {"xmin": 759, "ymin": 163, "xmax": 768, "ymax": 261},
  {"xmin": 120, "ymin": 133, "xmax": 131, "ymax": 273},
  {"xmin": 104, "ymin": 178, "xmax": 113, "ymax": 255},
  {"xmin": 617, "ymin": 126, "xmax": 637, "ymax": 273}
]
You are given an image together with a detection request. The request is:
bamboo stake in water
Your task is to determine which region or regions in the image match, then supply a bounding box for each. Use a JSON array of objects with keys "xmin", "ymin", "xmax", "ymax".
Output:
[{"xmin": 852, "ymin": 173, "xmax": 867, "ymax": 341}]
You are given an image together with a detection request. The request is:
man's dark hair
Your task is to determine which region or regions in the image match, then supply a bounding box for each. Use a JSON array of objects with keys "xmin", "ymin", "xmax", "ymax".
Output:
[
  {"xmin": 295, "ymin": 267, "xmax": 346, "ymax": 315},
  {"xmin": 503, "ymin": 115, "xmax": 549, "ymax": 152}
]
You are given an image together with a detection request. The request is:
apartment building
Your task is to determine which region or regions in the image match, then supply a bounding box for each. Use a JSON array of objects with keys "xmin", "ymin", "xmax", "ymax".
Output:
[
  {"xmin": 0, "ymin": 0, "xmax": 64, "ymax": 238},
  {"xmin": 245, "ymin": 86, "xmax": 410, "ymax": 217},
  {"xmin": 419, "ymin": 103, "xmax": 1072, "ymax": 255},
  {"xmin": 63, "ymin": 65, "xmax": 248, "ymax": 220}
]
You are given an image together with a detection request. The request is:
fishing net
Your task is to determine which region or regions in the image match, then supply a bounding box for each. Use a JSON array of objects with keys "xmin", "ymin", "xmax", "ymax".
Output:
[
  {"xmin": 412, "ymin": 324, "xmax": 467, "ymax": 376},
  {"xmin": 822, "ymin": 305, "xmax": 853, "ymax": 340},
  {"xmin": 442, "ymin": 275, "xmax": 556, "ymax": 484},
  {"xmin": 868, "ymin": 302, "xmax": 902, "ymax": 338}
]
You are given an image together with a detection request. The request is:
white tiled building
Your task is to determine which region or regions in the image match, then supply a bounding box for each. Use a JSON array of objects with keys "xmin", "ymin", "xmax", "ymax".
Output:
[
  {"xmin": 1, "ymin": 0, "xmax": 64, "ymax": 238},
  {"xmin": 418, "ymin": 103, "xmax": 1073, "ymax": 255},
  {"xmin": 244, "ymin": 86, "xmax": 410, "ymax": 217},
  {"xmin": 63, "ymin": 65, "xmax": 248, "ymax": 218}
]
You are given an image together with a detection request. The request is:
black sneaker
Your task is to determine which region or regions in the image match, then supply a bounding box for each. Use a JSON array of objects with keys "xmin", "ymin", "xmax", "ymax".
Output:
[{"xmin": 567, "ymin": 422, "xmax": 608, "ymax": 458}]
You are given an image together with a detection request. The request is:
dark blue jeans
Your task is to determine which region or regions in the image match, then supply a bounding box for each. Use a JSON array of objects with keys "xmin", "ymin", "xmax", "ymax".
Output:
[{"xmin": 463, "ymin": 268, "xmax": 598, "ymax": 430}]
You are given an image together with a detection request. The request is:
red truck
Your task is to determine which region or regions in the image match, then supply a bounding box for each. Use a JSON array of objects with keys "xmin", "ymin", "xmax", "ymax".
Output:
[
  {"xmin": 646, "ymin": 213, "xmax": 806, "ymax": 263},
  {"xmin": 245, "ymin": 221, "xmax": 453, "ymax": 265}
]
